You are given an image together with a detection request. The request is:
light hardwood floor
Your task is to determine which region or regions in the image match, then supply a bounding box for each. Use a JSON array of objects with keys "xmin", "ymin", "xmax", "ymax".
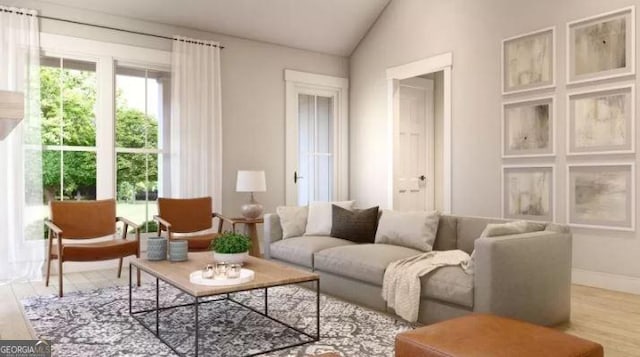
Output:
[{"xmin": 1, "ymin": 270, "xmax": 639, "ymax": 356}]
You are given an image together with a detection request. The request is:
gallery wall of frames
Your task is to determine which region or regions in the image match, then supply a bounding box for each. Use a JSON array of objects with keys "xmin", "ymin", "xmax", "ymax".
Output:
[{"xmin": 501, "ymin": 6, "xmax": 636, "ymax": 231}]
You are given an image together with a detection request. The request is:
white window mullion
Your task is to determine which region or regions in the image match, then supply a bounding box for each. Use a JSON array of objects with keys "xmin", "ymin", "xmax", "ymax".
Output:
[
  {"xmin": 144, "ymin": 69, "xmax": 150, "ymax": 228},
  {"xmin": 96, "ymin": 55, "xmax": 115, "ymax": 199},
  {"xmin": 58, "ymin": 57, "xmax": 65, "ymax": 200},
  {"xmin": 333, "ymin": 93, "xmax": 341, "ymax": 201},
  {"xmin": 313, "ymin": 95, "xmax": 319, "ymax": 202},
  {"xmin": 43, "ymin": 145, "xmax": 98, "ymax": 152}
]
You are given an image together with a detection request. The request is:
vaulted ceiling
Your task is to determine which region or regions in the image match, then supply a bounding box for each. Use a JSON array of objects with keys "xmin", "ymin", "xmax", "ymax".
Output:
[{"xmin": 35, "ymin": 0, "xmax": 390, "ymax": 56}]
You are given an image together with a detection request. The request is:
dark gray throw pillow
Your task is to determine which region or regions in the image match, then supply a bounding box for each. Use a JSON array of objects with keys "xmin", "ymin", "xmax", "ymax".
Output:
[{"xmin": 330, "ymin": 204, "xmax": 379, "ymax": 244}]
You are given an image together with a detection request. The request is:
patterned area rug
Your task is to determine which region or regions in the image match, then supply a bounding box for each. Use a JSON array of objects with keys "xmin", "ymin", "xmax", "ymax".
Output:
[{"xmin": 21, "ymin": 282, "xmax": 413, "ymax": 356}]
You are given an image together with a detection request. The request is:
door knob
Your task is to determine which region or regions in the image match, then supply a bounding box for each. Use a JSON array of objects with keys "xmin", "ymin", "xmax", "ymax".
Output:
[
  {"xmin": 419, "ymin": 175, "xmax": 426, "ymax": 181},
  {"xmin": 294, "ymin": 171, "xmax": 304, "ymax": 183}
]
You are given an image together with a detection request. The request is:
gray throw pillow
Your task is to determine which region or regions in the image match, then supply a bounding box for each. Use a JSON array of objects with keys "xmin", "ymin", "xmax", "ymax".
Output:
[
  {"xmin": 374, "ymin": 210, "xmax": 440, "ymax": 252},
  {"xmin": 330, "ymin": 205, "xmax": 379, "ymax": 244},
  {"xmin": 480, "ymin": 220, "xmax": 546, "ymax": 237}
]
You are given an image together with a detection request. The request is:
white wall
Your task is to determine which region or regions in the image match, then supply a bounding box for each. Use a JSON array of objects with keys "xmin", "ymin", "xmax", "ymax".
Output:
[
  {"xmin": 5, "ymin": 0, "xmax": 349, "ymax": 219},
  {"xmin": 350, "ymin": 0, "xmax": 640, "ymax": 292}
]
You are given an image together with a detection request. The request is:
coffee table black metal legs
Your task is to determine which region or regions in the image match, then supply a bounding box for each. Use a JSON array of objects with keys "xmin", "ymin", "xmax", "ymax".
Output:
[
  {"xmin": 225, "ymin": 280, "xmax": 321, "ymax": 356},
  {"xmin": 194, "ymin": 296, "xmax": 199, "ymax": 356},
  {"xmin": 129, "ymin": 263, "xmax": 320, "ymax": 357}
]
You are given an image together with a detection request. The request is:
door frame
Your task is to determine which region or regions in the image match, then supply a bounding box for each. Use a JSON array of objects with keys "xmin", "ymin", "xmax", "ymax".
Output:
[
  {"xmin": 386, "ymin": 52, "xmax": 453, "ymax": 213},
  {"xmin": 284, "ymin": 69, "xmax": 349, "ymax": 205}
]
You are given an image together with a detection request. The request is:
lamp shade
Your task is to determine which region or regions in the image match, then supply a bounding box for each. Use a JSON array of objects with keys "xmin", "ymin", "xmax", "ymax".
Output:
[{"xmin": 236, "ymin": 170, "xmax": 266, "ymax": 192}]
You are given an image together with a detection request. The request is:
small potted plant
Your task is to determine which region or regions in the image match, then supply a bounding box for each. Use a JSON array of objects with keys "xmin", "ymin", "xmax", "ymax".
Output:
[{"xmin": 210, "ymin": 231, "xmax": 252, "ymax": 264}]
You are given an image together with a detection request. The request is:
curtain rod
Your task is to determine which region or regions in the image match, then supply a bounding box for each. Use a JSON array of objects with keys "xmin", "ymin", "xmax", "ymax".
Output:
[{"xmin": 0, "ymin": 8, "xmax": 224, "ymax": 49}]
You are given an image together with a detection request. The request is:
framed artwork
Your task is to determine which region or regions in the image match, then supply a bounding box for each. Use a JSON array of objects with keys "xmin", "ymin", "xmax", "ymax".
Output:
[
  {"xmin": 502, "ymin": 27, "xmax": 555, "ymax": 94},
  {"xmin": 502, "ymin": 165, "xmax": 555, "ymax": 222},
  {"xmin": 567, "ymin": 163, "xmax": 635, "ymax": 231},
  {"xmin": 567, "ymin": 84, "xmax": 635, "ymax": 155},
  {"xmin": 502, "ymin": 96, "xmax": 555, "ymax": 158},
  {"xmin": 567, "ymin": 6, "xmax": 635, "ymax": 84}
]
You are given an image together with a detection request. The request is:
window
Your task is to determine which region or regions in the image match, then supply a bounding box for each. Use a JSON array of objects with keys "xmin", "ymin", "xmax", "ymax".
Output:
[
  {"xmin": 38, "ymin": 33, "xmax": 173, "ymax": 237},
  {"xmin": 40, "ymin": 56, "xmax": 98, "ymax": 207},
  {"xmin": 115, "ymin": 65, "xmax": 171, "ymax": 232}
]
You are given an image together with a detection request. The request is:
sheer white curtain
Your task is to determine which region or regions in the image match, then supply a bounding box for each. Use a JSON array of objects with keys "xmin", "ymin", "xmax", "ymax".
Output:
[
  {"xmin": 170, "ymin": 36, "xmax": 222, "ymax": 210},
  {"xmin": 0, "ymin": 6, "xmax": 43, "ymax": 282}
]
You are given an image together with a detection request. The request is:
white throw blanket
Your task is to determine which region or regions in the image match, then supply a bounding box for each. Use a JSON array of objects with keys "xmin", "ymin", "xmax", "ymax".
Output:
[{"xmin": 382, "ymin": 250, "xmax": 472, "ymax": 322}]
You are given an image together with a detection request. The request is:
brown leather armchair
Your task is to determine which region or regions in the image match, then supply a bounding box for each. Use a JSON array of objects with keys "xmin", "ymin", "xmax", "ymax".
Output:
[
  {"xmin": 44, "ymin": 199, "xmax": 141, "ymax": 297},
  {"xmin": 154, "ymin": 197, "xmax": 227, "ymax": 252}
]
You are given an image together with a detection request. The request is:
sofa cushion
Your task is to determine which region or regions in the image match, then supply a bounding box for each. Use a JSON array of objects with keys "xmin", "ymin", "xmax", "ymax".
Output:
[
  {"xmin": 314, "ymin": 244, "xmax": 423, "ymax": 285},
  {"xmin": 456, "ymin": 216, "xmax": 508, "ymax": 254},
  {"xmin": 375, "ymin": 210, "xmax": 440, "ymax": 252},
  {"xmin": 420, "ymin": 266, "xmax": 473, "ymax": 308},
  {"xmin": 270, "ymin": 236, "xmax": 355, "ymax": 268},
  {"xmin": 433, "ymin": 215, "xmax": 457, "ymax": 251},
  {"xmin": 305, "ymin": 201, "xmax": 355, "ymax": 236},
  {"xmin": 482, "ymin": 221, "xmax": 546, "ymax": 238},
  {"xmin": 331, "ymin": 205, "xmax": 379, "ymax": 243},
  {"xmin": 276, "ymin": 206, "xmax": 308, "ymax": 239},
  {"xmin": 545, "ymin": 223, "xmax": 570, "ymax": 233}
]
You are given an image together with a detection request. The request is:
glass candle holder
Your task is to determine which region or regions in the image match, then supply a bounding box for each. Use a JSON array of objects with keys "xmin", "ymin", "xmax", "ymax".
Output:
[
  {"xmin": 214, "ymin": 262, "xmax": 228, "ymax": 279},
  {"xmin": 226, "ymin": 263, "xmax": 242, "ymax": 279},
  {"xmin": 202, "ymin": 264, "xmax": 215, "ymax": 279}
]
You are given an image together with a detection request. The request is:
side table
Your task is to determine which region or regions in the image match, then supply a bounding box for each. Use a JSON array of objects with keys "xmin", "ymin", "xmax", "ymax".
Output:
[{"xmin": 216, "ymin": 214, "xmax": 264, "ymax": 257}]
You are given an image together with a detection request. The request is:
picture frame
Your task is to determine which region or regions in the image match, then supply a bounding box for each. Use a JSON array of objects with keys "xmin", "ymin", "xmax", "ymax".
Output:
[
  {"xmin": 567, "ymin": 84, "xmax": 635, "ymax": 155},
  {"xmin": 567, "ymin": 6, "xmax": 635, "ymax": 84},
  {"xmin": 502, "ymin": 165, "xmax": 555, "ymax": 222},
  {"xmin": 567, "ymin": 163, "xmax": 635, "ymax": 231},
  {"xmin": 502, "ymin": 26, "xmax": 555, "ymax": 94},
  {"xmin": 502, "ymin": 96, "xmax": 555, "ymax": 158}
]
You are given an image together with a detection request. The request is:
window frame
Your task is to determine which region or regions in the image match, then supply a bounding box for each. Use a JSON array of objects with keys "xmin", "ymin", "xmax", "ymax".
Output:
[{"xmin": 40, "ymin": 33, "xmax": 171, "ymax": 201}]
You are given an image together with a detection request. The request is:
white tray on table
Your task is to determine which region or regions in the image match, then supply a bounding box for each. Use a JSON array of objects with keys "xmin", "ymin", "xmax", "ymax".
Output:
[{"xmin": 189, "ymin": 268, "xmax": 255, "ymax": 286}]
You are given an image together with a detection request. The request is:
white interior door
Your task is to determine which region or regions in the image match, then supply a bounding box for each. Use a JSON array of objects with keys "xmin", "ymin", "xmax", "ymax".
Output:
[
  {"xmin": 296, "ymin": 91, "xmax": 335, "ymax": 206},
  {"xmin": 395, "ymin": 77, "xmax": 434, "ymax": 211},
  {"xmin": 285, "ymin": 70, "xmax": 349, "ymax": 207}
]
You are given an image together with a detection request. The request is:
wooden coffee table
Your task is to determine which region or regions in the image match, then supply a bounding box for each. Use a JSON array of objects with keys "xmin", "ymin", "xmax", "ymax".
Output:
[{"xmin": 129, "ymin": 252, "xmax": 320, "ymax": 357}]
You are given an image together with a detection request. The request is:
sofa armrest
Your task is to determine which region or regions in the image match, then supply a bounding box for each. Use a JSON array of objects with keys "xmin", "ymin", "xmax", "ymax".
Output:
[
  {"xmin": 473, "ymin": 230, "xmax": 572, "ymax": 326},
  {"xmin": 263, "ymin": 213, "xmax": 283, "ymax": 259}
]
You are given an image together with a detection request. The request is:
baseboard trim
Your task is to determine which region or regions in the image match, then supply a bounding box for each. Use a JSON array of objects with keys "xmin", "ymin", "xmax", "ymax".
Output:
[{"xmin": 572, "ymin": 268, "xmax": 640, "ymax": 295}]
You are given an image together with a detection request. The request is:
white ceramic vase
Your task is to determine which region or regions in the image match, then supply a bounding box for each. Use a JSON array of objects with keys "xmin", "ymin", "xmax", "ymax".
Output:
[{"xmin": 213, "ymin": 251, "xmax": 249, "ymax": 264}]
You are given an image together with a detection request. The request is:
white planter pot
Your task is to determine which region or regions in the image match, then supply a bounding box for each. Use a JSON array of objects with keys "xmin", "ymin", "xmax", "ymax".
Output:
[{"xmin": 213, "ymin": 251, "xmax": 249, "ymax": 264}]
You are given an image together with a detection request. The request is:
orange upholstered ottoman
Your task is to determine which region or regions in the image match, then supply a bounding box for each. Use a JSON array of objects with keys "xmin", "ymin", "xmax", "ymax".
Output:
[{"xmin": 395, "ymin": 314, "xmax": 603, "ymax": 357}]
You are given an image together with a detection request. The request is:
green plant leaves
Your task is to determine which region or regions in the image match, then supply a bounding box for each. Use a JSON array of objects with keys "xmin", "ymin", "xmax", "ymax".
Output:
[{"xmin": 210, "ymin": 232, "xmax": 252, "ymax": 254}]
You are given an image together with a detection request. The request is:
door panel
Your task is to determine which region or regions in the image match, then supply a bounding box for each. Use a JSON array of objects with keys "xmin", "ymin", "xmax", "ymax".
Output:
[
  {"xmin": 296, "ymin": 92, "xmax": 335, "ymax": 206},
  {"xmin": 285, "ymin": 70, "xmax": 347, "ymax": 207},
  {"xmin": 396, "ymin": 77, "xmax": 434, "ymax": 211}
]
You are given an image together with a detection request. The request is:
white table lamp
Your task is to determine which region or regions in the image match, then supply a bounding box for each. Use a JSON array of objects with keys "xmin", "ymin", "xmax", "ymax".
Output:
[
  {"xmin": 236, "ymin": 170, "xmax": 266, "ymax": 219},
  {"xmin": 0, "ymin": 90, "xmax": 24, "ymax": 140}
]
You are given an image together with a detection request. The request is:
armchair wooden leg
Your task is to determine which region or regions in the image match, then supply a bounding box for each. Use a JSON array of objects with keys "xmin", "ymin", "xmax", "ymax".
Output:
[
  {"xmin": 45, "ymin": 254, "xmax": 52, "ymax": 287},
  {"xmin": 58, "ymin": 260, "xmax": 63, "ymax": 298},
  {"xmin": 118, "ymin": 257, "xmax": 123, "ymax": 278}
]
